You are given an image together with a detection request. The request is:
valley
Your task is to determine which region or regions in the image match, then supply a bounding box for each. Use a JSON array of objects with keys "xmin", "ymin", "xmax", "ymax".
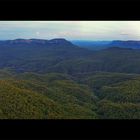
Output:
[{"xmin": 0, "ymin": 38, "xmax": 140, "ymax": 119}]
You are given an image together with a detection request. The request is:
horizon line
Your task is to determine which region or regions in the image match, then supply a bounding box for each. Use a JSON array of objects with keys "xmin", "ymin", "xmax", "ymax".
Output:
[{"xmin": 0, "ymin": 38, "xmax": 140, "ymax": 41}]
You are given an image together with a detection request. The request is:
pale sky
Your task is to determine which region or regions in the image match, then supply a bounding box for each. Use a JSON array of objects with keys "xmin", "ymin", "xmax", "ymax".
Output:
[{"xmin": 0, "ymin": 21, "xmax": 140, "ymax": 40}]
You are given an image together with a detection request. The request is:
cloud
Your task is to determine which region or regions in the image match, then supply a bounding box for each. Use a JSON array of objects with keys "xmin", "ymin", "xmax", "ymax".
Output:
[
  {"xmin": 120, "ymin": 32, "xmax": 129, "ymax": 35},
  {"xmin": 0, "ymin": 21, "xmax": 140, "ymax": 40},
  {"xmin": 36, "ymin": 32, "xmax": 40, "ymax": 36}
]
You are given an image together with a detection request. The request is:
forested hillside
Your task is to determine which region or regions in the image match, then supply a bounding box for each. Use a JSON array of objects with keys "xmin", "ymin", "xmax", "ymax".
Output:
[{"xmin": 0, "ymin": 38, "xmax": 140, "ymax": 119}]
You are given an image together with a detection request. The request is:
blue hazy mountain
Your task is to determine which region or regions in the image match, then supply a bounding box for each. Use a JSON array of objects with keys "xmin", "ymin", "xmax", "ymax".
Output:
[
  {"xmin": 1, "ymin": 38, "xmax": 140, "ymax": 75},
  {"xmin": 72, "ymin": 40, "xmax": 112, "ymax": 50},
  {"xmin": 109, "ymin": 40, "xmax": 140, "ymax": 49},
  {"xmin": 72, "ymin": 40, "xmax": 140, "ymax": 50},
  {"xmin": 0, "ymin": 38, "xmax": 74, "ymax": 47},
  {"xmin": 1, "ymin": 39, "xmax": 140, "ymax": 50}
]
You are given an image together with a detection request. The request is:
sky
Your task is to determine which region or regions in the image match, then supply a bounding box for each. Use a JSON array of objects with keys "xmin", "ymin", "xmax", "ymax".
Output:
[{"xmin": 0, "ymin": 21, "xmax": 140, "ymax": 40}]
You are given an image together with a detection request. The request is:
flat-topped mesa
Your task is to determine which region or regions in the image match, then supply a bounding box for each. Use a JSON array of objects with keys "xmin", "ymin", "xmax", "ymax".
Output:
[
  {"xmin": 9, "ymin": 39, "xmax": 33, "ymax": 44},
  {"xmin": 6, "ymin": 39, "xmax": 48, "ymax": 45},
  {"xmin": 48, "ymin": 38, "xmax": 74, "ymax": 46},
  {"xmin": 0, "ymin": 38, "xmax": 75, "ymax": 47}
]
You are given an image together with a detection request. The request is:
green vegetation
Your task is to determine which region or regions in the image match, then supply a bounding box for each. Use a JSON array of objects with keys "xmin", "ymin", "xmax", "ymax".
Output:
[
  {"xmin": 0, "ymin": 70, "xmax": 98, "ymax": 119},
  {"xmin": 72, "ymin": 72, "xmax": 140, "ymax": 119},
  {"xmin": 0, "ymin": 69, "xmax": 140, "ymax": 119},
  {"xmin": 97, "ymin": 100, "xmax": 140, "ymax": 119},
  {"xmin": 0, "ymin": 39, "xmax": 140, "ymax": 119}
]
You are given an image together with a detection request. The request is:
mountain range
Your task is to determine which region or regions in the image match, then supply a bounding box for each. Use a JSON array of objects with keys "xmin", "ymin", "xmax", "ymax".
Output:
[
  {"xmin": 0, "ymin": 38, "xmax": 140, "ymax": 119},
  {"xmin": 72, "ymin": 40, "xmax": 140, "ymax": 50}
]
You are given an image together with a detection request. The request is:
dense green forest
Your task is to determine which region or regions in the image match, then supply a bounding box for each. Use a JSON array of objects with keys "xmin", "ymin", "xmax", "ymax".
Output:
[
  {"xmin": 0, "ymin": 39, "xmax": 140, "ymax": 119},
  {"xmin": 0, "ymin": 69, "xmax": 140, "ymax": 119}
]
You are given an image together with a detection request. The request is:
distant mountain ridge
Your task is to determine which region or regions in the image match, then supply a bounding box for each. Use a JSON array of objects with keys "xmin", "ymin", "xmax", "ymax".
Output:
[
  {"xmin": 1, "ymin": 39, "xmax": 140, "ymax": 50},
  {"xmin": 0, "ymin": 38, "xmax": 140, "ymax": 74},
  {"xmin": 72, "ymin": 40, "xmax": 140, "ymax": 50},
  {"xmin": 109, "ymin": 40, "xmax": 140, "ymax": 49},
  {"xmin": 0, "ymin": 38, "xmax": 75, "ymax": 47}
]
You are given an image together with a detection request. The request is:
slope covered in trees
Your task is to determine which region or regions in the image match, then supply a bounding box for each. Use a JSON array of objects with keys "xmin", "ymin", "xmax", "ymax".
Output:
[
  {"xmin": 0, "ymin": 70, "xmax": 98, "ymax": 119},
  {"xmin": 0, "ymin": 39, "xmax": 140, "ymax": 119},
  {"xmin": 78, "ymin": 72, "xmax": 140, "ymax": 119},
  {"xmin": 0, "ymin": 69, "xmax": 139, "ymax": 119},
  {"xmin": 2, "ymin": 39, "xmax": 140, "ymax": 75}
]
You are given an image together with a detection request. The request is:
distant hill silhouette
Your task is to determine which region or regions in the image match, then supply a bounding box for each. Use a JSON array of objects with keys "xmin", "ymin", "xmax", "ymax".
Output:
[
  {"xmin": 72, "ymin": 40, "xmax": 140, "ymax": 50},
  {"xmin": 0, "ymin": 38, "xmax": 75, "ymax": 47},
  {"xmin": 109, "ymin": 40, "xmax": 140, "ymax": 49}
]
